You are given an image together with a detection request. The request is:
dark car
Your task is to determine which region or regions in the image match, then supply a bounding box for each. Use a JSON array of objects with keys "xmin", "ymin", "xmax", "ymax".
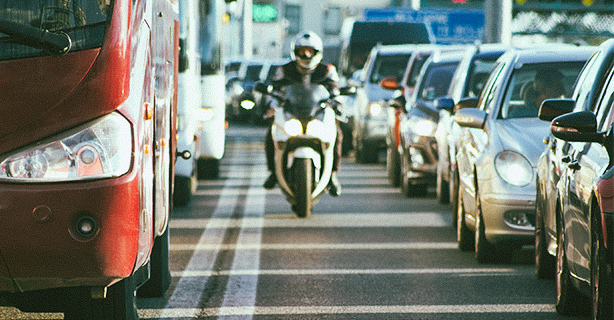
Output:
[
  {"xmin": 547, "ymin": 41, "xmax": 614, "ymax": 319},
  {"xmin": 434, "ymin": 44, "xmax": 509, "ymax": 212},
  {"xmin": 398, "ymin": 51, "xmax": 464, "ymax": 197},
  {"xmin": 535, "ymin": 39, "xmax": 614, "ymax": 281}
]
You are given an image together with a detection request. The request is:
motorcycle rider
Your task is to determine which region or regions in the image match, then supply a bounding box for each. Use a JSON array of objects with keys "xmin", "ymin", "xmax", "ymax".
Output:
[{"xmin": 263, "ymin": 31, "xmax": 344, "ymax": 196}]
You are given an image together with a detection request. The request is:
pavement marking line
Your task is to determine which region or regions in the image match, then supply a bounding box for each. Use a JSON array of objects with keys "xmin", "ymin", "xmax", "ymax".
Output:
[
  {"xmin": 171, "ymin": 268, "xmax": 524, "ymax": 277},
  {"xmin": 160, "ymin": 144, "xmax": 246, "ymax": 318},
  {"xmin": 218, "ymin": 156, "xmax": 266, "ymax": 320},
  {"xmin": 138, "ymin": 304, "xmax": 556, "ymax": 318},
  {"xmin": 195, "ymin": 186, "xmax": 398, "ymax": 196},
  {"xmin": 170, "ymin": 212, "xmax": 451, "ymax": 229},
  {"xmin": 170, "ymin": 242, "xmax": 459, "ymax": 251}
]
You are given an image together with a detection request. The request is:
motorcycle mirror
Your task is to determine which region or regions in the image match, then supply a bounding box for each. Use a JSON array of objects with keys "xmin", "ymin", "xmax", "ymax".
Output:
[
  {"xmin": 254, "ymin": 82, "xmax": 272, "ymax": 94},
  {"xmin": 339, "ymin": 86, "xmax": 357, "ymax": 96}
]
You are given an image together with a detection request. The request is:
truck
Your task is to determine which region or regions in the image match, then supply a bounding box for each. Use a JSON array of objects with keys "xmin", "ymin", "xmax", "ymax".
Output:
[{"xmin": 0, "ymin": 0, "xmax": 179, "ymax": 318}]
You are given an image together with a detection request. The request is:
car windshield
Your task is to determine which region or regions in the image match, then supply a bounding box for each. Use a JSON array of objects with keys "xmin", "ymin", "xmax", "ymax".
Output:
[
  {"xmin": 500, "ymin": 61, "xmax": 586, "ymax": 119},
  {"xmin": 417, "ymin": 62, "xmax": 459, "ymax": 103},
  {"xmin": 0, "ymin": 0, "xmax": 113, "ymax": 61},
  {"xmin": 369, "ymin": 53, "xmax": 411, "ymax": 84}
]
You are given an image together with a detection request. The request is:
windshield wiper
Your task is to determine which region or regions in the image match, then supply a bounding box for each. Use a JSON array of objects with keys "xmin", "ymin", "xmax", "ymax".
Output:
[{"xmin": 0, "ymin": 19, "xmax": 71, "ymax": 56}]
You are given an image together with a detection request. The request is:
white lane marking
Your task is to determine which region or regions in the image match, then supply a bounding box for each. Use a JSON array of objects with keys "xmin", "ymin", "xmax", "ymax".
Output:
[
  {"xmin": 195, "ymin": 186, "xmax": 399, "ymax": 196},
  {"xmin": 170, "ymin": 242, "xmax": 458, "ymax": 251},
  {"xmin": 170, "ymin": 212, "xmax": 450, "ymax": 229},
  {"xmin": 138, "ymin": 304, "xmax": 556, "ymax": 318},
  {"xmin": 218, "ymin": 158, "xmax": 266, "ymax": 319},
  {"xmin": 160, "ymin": 146, "xmax": 244, "ymax": 318},
  {"xmin": 172, "ymin": 268, "xmax": 524, "ymax": 277}
]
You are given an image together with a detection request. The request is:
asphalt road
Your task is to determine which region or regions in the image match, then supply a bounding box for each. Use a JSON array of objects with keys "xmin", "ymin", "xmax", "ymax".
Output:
[{"xmin": 0, "ymin": 123, "xmax": 588, "ymax": 319}]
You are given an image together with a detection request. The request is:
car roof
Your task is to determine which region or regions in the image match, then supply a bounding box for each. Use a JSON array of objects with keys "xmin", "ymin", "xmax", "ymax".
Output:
[{"xmin": 503, "ymin": 45, "xmax": 596, "ymax": 64}]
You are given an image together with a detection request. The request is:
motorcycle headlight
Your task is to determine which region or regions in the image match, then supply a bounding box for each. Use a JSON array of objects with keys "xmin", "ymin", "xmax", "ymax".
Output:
[
  {"xmin": 306, "ymin": 119, "xmax": 325, "ymax": 136},
  {"xmin": 495, "ymin": 151, "xmax": 533, "ymax": 187},
  {"xmin": 241, "ymin": 99, "xmax": 255, "ymax": 110},
  {"xmin": 367, "ymin": 102, "xmax": 384, "ymax": 117},
  {"xmin": 0, "ymin": 113, "xmax": 132, "ymax": 182},
  {"xmin": 285, "ymin": 118, "xmax": 303, "ymax": 136}
]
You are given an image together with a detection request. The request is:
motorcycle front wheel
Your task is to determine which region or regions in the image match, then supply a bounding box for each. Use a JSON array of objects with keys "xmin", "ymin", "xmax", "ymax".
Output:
[{"xmin": 292, "ymin": 158, "xmax": 313, "ymax": 218}]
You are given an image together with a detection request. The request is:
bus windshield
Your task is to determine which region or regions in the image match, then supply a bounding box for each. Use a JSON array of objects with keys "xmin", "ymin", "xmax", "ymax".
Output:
[{"xmin": 0, "ymin": 0, "xmax": 113, "ymax": 61}]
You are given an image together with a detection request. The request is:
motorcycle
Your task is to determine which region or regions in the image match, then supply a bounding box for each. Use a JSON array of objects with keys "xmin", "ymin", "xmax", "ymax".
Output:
[{"xmin": 256, "ymin": 82, "xmax": 355, "ymax": 218}]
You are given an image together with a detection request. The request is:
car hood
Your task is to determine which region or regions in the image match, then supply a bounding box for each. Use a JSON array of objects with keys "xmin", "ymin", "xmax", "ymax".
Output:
[{"xmin": 494, "ymin": 118, "xmax": 550, "ymax": 165}]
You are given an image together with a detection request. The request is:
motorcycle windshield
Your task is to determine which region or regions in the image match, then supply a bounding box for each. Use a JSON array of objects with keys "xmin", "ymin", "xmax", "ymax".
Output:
[
  {"xmin": 0, "ymin": 0, "xmax": 113, "ymax": 60},
  {"xmin": 284, "ymin": 84, "xmax": 330, "ymax": 118}
]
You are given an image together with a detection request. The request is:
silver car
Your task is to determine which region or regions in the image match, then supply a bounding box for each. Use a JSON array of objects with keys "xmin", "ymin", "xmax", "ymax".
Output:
[{"xmin": 454, "ymin": 46, "xmax": 594, "ymax": 263}]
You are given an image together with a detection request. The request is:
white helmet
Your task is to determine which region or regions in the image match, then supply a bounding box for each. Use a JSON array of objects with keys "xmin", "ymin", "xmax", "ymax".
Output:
[{"xmin": 291, "ymin": 31, "xmax": 323, "ymax": 71}]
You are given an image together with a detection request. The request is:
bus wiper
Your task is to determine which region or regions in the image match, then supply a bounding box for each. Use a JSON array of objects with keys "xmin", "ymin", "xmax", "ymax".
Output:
[{"xmin": 0, "ymin": 19, "xmax": 71, "ymax": 56}]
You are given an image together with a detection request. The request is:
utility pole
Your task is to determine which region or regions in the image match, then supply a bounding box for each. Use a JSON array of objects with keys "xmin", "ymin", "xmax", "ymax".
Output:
[
  {"xmin": 241, "ymin": 0, "xmax": 253, "ymax": 58},
  {"xmin": 484, "ymin": 0, "xmax": 512, "ymax": 44}
]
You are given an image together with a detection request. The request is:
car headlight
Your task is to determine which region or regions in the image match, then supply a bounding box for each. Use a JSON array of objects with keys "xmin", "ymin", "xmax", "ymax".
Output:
[
  {"xmin": 285, "ymin": 118, "xmax": 303, "ymax": 136},
  {"xmin": 495, "ymin": 151, "xmax": 533, "ymax": 187},
  {"xmin": 367, "ymin": 102, "xmax": 384, "ymax": 117},
  {"xmin": 306, "ymin": 119, "xmax": 325, "ymax": 136},
  {"xmin": 0, "ymin": 113, "xmax": 132, "ymax": 182},
  {"xmin": 413, "ymin": 119, "xmax": 438, "ymax": 137}
]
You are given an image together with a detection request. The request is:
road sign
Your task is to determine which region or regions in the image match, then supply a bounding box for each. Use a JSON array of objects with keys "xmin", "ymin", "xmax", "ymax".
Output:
[{"xmin": 363, "ymin": 8, "xmax": 484, "ymax": 45}]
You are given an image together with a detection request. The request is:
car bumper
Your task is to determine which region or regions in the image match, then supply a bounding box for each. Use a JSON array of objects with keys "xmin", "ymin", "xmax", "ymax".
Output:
[
  {"xmin": 405, "ymin": 135, "xmax": 438, "ymax": 185},
  {"xmin": 0, "ymin": 172, "xmax": 142, "ymax": 293},
  {"xmin": 480, "ymin": 192, "xmax": 536, "ymax": 245},
  {"xmin": 361, "ymin": 117, "xmax": 388, "ymax": 143}
]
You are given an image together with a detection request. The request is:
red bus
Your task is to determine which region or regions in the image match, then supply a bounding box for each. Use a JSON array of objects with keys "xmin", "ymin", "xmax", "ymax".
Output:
[{"xmin": 0, "ymin": 0, "xmax": 179, "ymax": 318}]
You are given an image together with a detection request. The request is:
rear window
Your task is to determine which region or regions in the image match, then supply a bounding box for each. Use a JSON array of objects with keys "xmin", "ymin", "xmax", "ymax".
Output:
[{"xmin": 369, "ymin": 53, "xmax": 411, "ymax": 84}]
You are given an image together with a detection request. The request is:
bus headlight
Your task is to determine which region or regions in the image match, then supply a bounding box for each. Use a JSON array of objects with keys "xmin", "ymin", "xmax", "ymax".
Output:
[
  {"xmin": 0, "ymin": 112, "xmax": 133, "ymax": 182},
  {"xmin": 495, "ymin": 151, "xmax": 533, "ymax": 187}
]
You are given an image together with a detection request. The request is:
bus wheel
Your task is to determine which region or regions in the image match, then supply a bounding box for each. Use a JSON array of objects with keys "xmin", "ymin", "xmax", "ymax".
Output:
[{"xmin": 63, "ymin": 277, "xmax": 138, "ymax": 320}]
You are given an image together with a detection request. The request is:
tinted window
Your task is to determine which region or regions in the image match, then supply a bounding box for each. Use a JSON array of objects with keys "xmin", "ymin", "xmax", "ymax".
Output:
[{"xmin": 0, "ymin": 0, "xmax": 112, "ymax": 60}]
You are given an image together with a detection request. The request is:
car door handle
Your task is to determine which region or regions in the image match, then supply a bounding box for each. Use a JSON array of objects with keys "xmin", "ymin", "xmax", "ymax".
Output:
[
  {"xmin": 568, "ymin": 160, "xmax": 581, "ymax": 171},
  {"xmin": 561, "ymin": 155, "xmax": 572, "ymax": 163}
]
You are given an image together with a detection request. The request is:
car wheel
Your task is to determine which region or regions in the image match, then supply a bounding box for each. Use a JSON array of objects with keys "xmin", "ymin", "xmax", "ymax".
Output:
[
  {"xmin": 474, "ymin": 199, "xmax": 497, "ymax": 263},
  {"xmin": 436, "ymin": 165, "xmax": 450, "ymax": 204},
  {"xmin": 535, "ymin": 207, "xmax": 555, "ymax": 279},
  {"xmin": 450, "ymin": 168, "xmax": 459, "ymax": 228},
  {"xmin": 173, "ymin": 173, "xmax": 196, "ymax": 207},
  {"xmin": 360, "ymin": 143, "xmax": 378, "ymax": 164},
  {"xmin": 457, "ymin": 190, "xmax": 474, "ymax": 251},
  {"xmin": 556, "ymin": 218, "xmax": 589, "ymax": 315},
  {"xmin": 197, "ymin": 158, "xmax": 220, "ymax": 179},
  {"xmin": 591, "ymin": 207, "xmax": 613, "ymax": 320},
  {"xmin": 387, "ymin": 145, "xmax": 401, "ymax": 187}
]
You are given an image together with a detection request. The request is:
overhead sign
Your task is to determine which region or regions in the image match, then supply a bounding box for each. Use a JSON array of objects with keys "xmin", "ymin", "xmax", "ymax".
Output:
[{"xmin": 363, "ymin": 8, "xmax": 484, "ymax": 45}]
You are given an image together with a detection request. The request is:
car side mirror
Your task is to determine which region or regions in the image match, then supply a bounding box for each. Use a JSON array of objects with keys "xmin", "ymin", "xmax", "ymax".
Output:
[
  {"xmin": 551, "ymin": 110, "xmax": 604, "ymax": 143},
  {"xmin": 434, "ymin": 97, "xmax": 455, "ymax": 113},
  {"xmin": 454, "ymin": 108, "xmax": 487, "ymax": 129},
  {"xmin": 254, "ymin": 82, "xmax": 271, "ymax": 94},
  {"xmin": 454, "ymin": 97, "xmax": 479, "ymax": 113},
  {"xmin": 538, "ymin": 98, "xmax": 576, "ymax": 122}
]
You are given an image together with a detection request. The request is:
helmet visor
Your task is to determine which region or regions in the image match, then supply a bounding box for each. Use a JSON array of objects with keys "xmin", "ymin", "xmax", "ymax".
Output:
[{"xmin": 295, "ymin": 46, "xmax": 317, "ymax": 60}]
